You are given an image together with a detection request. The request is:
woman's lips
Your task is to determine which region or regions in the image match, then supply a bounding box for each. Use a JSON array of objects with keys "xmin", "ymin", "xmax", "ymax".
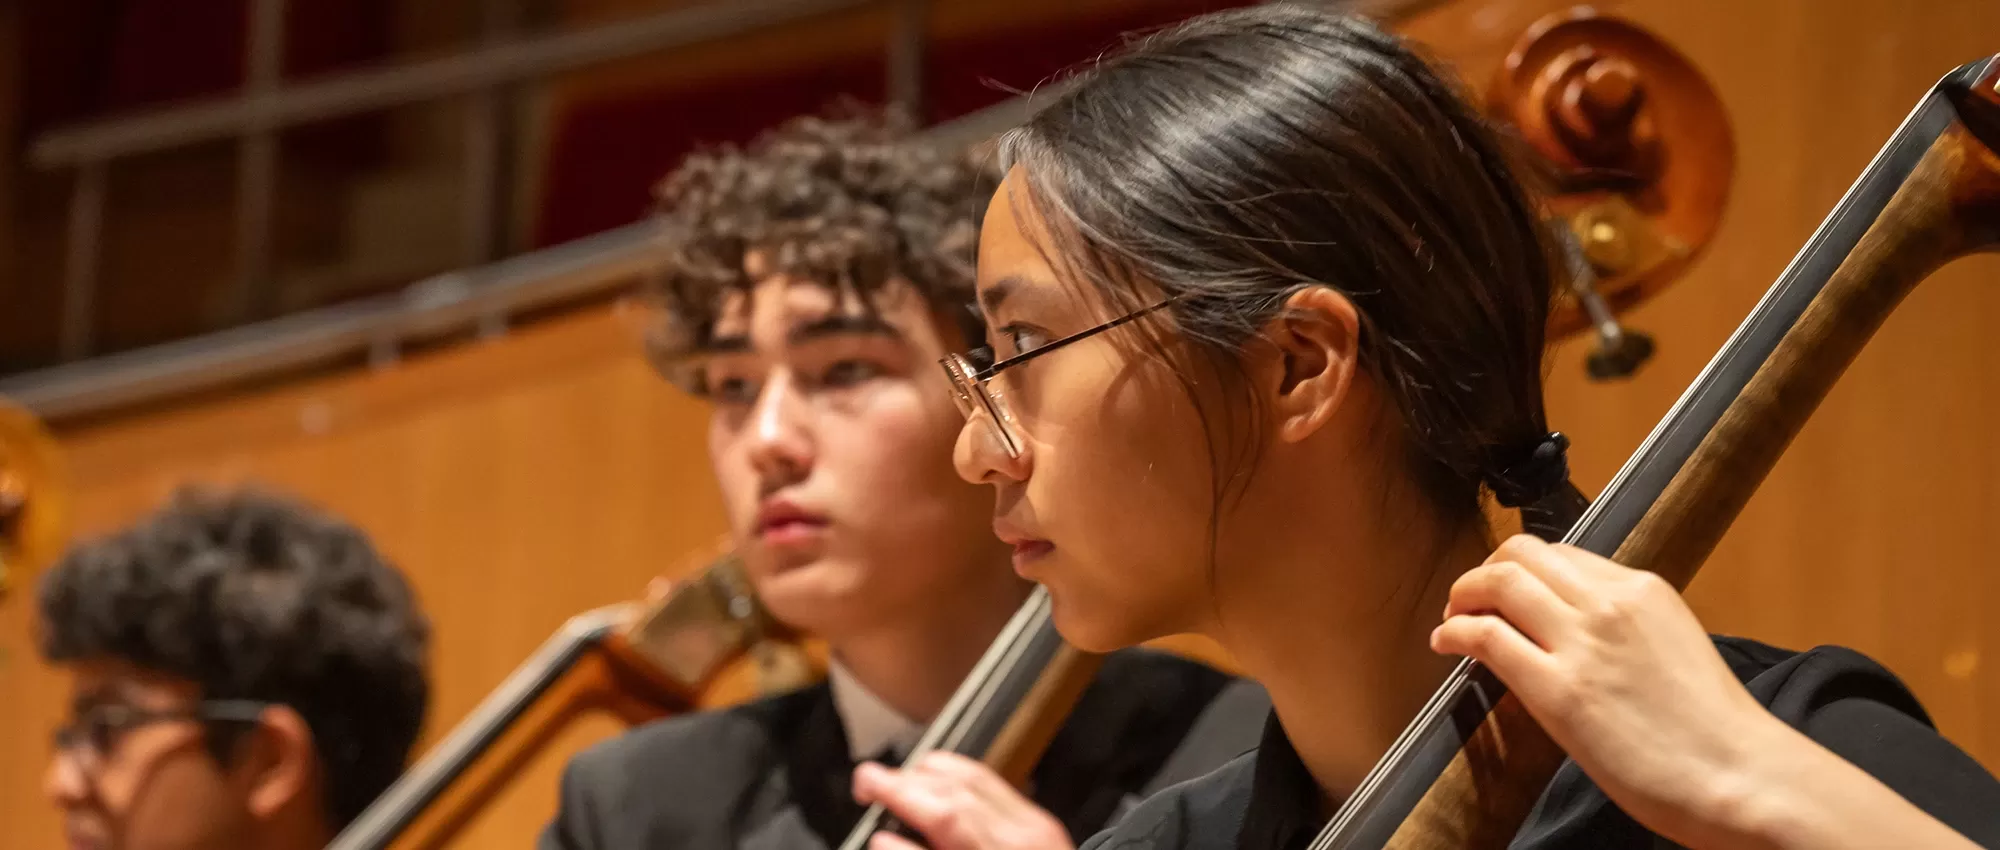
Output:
[{"xmin": 1011, "ymin": 539, "xmax": 1055, "ymax": 574}]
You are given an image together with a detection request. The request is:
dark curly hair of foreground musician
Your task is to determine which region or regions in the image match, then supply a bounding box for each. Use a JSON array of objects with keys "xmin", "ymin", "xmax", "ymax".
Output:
[{"xmin": 37, "ymin": 488, "xmax": 429, "ymax": 850}]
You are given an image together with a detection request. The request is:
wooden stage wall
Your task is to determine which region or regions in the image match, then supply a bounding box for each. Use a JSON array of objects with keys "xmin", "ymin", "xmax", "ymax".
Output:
[{"xmin": 3, "ymin": 0, "xmax": 1999, "ymax": 845}]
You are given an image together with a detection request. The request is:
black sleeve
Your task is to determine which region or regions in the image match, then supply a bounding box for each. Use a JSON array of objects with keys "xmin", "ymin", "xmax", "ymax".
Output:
[
  {"xmin": 1803, "ymin": 695, "xmax": 2000, "ymax": 847},
  {"xmin": 1515, "ymin": 640, "xmax": 2000, "ymax": 850},
  {"xmin": 537, "ymin": 754, "xmax": 604, "ymax": 850}
]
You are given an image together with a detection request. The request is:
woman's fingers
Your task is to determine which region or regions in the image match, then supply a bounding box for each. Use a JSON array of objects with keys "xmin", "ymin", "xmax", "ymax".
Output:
[
  {"xmin": 1432, "ymin": 613, "xmax": 1559, "ymax": 692},
  {"xmin": 1485, "ymin": 534, "xmax": 1596, "ymax": 606},
  {"xmin": 1443, "ymin": 559, "xmax": 1579, "ymax": 649}
]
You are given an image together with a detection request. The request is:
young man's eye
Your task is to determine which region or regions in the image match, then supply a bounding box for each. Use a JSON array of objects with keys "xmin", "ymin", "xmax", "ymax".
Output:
[
  {"xmin": 709, "ymin": 374, "xmax": 761, "ymax": 405},
  {"xmin": 821, "ymin": 360, "xmax": 885, "ymax": 387}
]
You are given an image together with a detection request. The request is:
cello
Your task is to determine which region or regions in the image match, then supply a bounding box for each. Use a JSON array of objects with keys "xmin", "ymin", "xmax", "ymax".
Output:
[{"xmin": 1308, "ymin": 50, "xmax": 2000, "ymax": 850}]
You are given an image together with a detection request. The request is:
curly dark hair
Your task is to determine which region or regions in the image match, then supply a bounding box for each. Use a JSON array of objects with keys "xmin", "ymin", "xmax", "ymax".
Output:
[
  {"xmin": 644, "ymin": 107, "xmax": 999, "ymax": 367},
  {"xmin": 36, "ymin": 488, "xmax": 430, "ymax": 830}
]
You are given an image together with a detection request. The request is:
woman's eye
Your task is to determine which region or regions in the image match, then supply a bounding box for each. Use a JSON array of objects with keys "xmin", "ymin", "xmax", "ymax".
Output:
[
  {"xmin": 821, "ymin": 360, "xmax": 885, "ymax": 387},
  {"xmin": 1000, "ymin": 324, "xmax": 1051, "ymax": 356}
]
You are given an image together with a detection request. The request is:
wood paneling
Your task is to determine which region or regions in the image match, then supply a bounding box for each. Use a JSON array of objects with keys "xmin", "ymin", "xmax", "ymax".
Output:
[{"xmin": 3, "ymin": 1, "xmax": 1999, "ymax": 846}]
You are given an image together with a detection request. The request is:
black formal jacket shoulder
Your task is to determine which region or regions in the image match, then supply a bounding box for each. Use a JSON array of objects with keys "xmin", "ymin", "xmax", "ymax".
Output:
[
  {"xmin": 1079, "ymin": 637, "xmax": 2000, "ymax": 850},
  {"xmin": 539, "ymin": 647, "xmax": 1270, "ymax": 850}
]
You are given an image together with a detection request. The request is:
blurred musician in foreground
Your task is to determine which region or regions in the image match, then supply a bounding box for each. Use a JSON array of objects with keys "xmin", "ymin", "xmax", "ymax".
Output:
[
  {"xmin": 537, "ymin": 110, "xmax": 1266, "ymax": 849},
  {"xmin": 36, "ymin": 489, "xmax": 430, "ymax": 850}
]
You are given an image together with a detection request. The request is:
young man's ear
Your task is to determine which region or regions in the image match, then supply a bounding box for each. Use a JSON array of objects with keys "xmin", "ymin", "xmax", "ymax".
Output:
[{"xmin": 238, "ymin": 705, "xmax": 320, "ymax": 820}]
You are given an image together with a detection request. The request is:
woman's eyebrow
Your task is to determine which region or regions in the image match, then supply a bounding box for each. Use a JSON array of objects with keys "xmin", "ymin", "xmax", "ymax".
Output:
[{"xmin": 979, "ymin": 275, "xmax": 1030, "ymax": 315}]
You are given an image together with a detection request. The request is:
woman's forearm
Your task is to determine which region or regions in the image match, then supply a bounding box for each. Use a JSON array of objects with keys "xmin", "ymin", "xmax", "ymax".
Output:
[{"xmin": 1703, "ymin": 721, "xmax": 1980, "ymax": 850}]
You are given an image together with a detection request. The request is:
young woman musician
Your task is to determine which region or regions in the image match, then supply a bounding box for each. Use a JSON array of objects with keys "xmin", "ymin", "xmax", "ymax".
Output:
[{"xmin": 853, "ymin": 5, "xmax": 2000, "ymax": 848}]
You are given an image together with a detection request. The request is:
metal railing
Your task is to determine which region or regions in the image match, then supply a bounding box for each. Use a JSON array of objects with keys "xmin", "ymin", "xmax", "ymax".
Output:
[
  {"xmin": 28, "ymin": 0, "xmax": 919, "ymax": 361},
  {"xmin": 6, "ymin": 0, "xmax": 1440, "ymax": 422},
  {"xmin": 0, "ymin": 89, "xmax": 1052, "ymax": 421}
]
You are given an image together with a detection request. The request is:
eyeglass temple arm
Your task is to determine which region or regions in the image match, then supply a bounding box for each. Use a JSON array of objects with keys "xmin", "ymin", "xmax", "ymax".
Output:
[{"xmin": 980, "ymin": 297, "xmax": 1181, "ymax": 377}]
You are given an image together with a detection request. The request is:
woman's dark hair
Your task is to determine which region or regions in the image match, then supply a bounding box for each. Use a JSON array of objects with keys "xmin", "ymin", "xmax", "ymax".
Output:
[
  {"xmin": 999, "ymin": 4, "xmax": 1577, "ymax": 541},
  {"xmin": 646, "ymin": 106, "xmax": 999, "ymax": 363},
  {"xmin": 37, "ymin": 488, "xmax": 430, "ymax": 829}
]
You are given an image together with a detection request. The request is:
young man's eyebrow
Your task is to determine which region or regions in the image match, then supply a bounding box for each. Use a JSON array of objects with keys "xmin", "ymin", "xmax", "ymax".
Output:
[
  {"xmin": 681, "ymin": 314, "xmax": 900, "ymax": 355},
  {"xmin": 688, "ymin": 334, "xmax": 752, "ymax": 355},
  {"xmin": 789, "ymin": 313, "xmax": 901, "ymax": 343}
]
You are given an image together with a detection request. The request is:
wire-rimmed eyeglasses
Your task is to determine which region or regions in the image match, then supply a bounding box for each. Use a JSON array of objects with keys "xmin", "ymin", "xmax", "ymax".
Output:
[{"xmin": 941, "ymin": 297, "xmax": 1179, "ymax": 458}]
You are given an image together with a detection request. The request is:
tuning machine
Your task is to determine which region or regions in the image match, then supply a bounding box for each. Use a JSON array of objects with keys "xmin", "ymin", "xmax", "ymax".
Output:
[{"xmin": 1553, "ymin": 217, "xmax": 1654, "ymax": 380}]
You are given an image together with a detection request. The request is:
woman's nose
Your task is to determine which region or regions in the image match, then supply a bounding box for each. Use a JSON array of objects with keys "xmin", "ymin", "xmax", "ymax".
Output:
[{"xmin": 953, "ymin": 413, "xmax": 1029, "ymax": 485}]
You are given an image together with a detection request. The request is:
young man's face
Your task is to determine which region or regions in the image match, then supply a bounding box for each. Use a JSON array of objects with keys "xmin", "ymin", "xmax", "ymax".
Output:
[
  {"xmin": 43, "ymin": 659, "xmax": 254, "ymax": 850},
  {"xmin": 692, "ymin": 267, "xmax": 1013, "ymax": 638}
]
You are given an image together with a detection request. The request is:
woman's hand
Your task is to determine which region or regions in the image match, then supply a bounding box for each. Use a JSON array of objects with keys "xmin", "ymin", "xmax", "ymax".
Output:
[
  {"xmin": 851, "ymin": 752, "xmax": 1075, "ymax": 850},
  {"xmin": 1432, "ymin": 535, "xmax": 1773, "ymax": 844},
  {"xmin": 1433, "ymin": 535, "xmax": 1979, "ymax": 850}
]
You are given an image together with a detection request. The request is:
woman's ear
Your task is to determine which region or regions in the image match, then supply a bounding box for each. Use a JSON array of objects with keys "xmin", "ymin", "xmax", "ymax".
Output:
[
  {"xmin": 238, "ymin": 705, "xmax": 320, "ymax": 822},
  {"xmin": 1263, "ymin": 286, "xmax": 1362, "ymax": 444}
]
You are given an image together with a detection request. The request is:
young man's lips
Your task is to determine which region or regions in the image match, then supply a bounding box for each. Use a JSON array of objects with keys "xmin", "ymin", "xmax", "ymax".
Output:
[{"xmin": 759, "ymin": 518, "xmax": 828, "ymax": 547}]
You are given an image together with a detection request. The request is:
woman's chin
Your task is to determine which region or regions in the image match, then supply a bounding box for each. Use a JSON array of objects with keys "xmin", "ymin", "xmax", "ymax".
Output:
[{"xmin": 1045, "ymin": 588, "xmax": 1150, "ymax": 654}]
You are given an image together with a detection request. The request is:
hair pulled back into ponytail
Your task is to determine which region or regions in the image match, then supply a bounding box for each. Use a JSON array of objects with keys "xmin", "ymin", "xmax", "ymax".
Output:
[{"xmin": 998, "ymin": 3, "xmax": 1581, "ymax": 538}]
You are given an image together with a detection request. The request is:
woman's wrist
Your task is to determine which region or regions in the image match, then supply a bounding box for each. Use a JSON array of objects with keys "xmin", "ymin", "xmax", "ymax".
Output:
[
  {"xmin": 1692, "ymin": 712, "xmax": 1974, "ymax": 850},
  {"xmin": 1679, "ymin": 713, "xmax": 1828, "ymax": 850}
]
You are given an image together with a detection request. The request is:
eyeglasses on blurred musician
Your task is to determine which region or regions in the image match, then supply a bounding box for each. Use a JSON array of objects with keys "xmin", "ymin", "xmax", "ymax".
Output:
[{"xmin": 36, "ymin": 488, "xmax": 431, "ymax": 850}]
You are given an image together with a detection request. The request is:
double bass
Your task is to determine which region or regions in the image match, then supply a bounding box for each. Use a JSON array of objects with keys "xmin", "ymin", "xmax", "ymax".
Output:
[{"xmin": 1310, "ymin": 51, "xmax": 2000, "ymax": 850}]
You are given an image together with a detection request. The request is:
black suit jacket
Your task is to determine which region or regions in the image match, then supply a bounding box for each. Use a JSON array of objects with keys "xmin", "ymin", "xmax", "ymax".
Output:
[{"xmin": 539, "ymin": 648, "xmax": 1269, "ymax": 850}]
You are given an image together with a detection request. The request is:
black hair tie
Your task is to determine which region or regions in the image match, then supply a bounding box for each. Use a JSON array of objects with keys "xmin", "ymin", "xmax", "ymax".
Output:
[
  {"xmin": 1487, "ymin": 431, "xmax": 1587, "ymax": 542},
  {"xmin": 1486, "ymin": 431, "xmax": 1572, "ymax": 509}
]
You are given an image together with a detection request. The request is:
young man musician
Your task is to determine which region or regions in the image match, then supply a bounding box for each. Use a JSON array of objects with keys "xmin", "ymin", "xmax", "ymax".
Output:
[
  {"xmin": 37, "ymin": 488, "xmax": 431, "ymax": 850},
  {"xmin": 537, "ymin": 111, "xmax": 1269, "ymax": 850}
]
